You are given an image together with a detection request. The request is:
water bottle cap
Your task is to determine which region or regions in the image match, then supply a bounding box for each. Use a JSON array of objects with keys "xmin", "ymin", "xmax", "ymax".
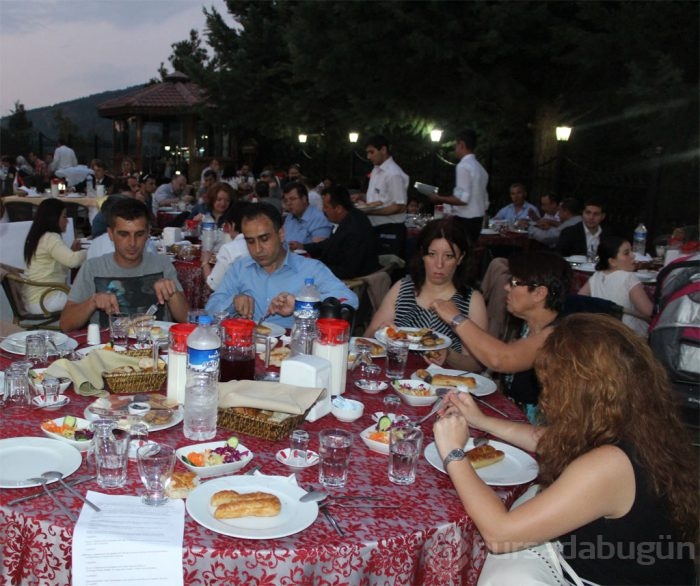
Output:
[
  {"xmin": 198, "ymin": 315, "xmax": 212, "ymax": 326},
  {"xmin": 304, "ymin": 278, "xmax": 314, "ymax": 285}
]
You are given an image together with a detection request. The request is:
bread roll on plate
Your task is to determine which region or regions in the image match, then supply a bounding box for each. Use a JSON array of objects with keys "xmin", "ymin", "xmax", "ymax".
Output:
[
  {"xmin": 467, "ymin": 444, "xmax": 505, "ymax": 469},
  {"xmin": 212, "ymin": 490, "xmax": 282, "ymax": 519}
]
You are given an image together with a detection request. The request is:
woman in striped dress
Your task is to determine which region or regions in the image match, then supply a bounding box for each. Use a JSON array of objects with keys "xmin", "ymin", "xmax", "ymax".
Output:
[{"xmin": 365, "ymin": 218, "xmax": 487, "ymax": 372}]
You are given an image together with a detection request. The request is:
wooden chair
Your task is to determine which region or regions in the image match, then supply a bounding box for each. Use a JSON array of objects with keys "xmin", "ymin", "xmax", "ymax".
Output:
[
  {"xmin": 344, "ymin": 259, "xmax": 402, "ymax": 335},
  {"xmin": 0, "ymin": 263, "xmax": 69, "ymax": 330}
]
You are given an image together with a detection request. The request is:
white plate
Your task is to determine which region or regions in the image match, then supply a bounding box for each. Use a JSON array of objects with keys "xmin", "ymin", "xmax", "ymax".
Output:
[
  {"xmin": 565, "ymin": 255, "xmax": 588, "ymax": 264},
  {"xmin": 354, "ymin": 380, "xmax": 389, "ymax": 394},
  {"xmin": 0, "ymin": 437, "xmax": 83, "ymax": 488},
  {"xmin": 40, "ymin": 416, "xmax": 92, "ymax": 452},
  {"xmin": 275, "ymin": 448, "xmax": 320, "ymax": 468},
  {"xmin": 413, "ymin": 181, "xmax": 439, "ymax": 196},
  {"xmin": 84, "ymin": 404, "xmax": 184, "ymax": 433},
  {"xmin": 480, "ymin": 228, "xmax": 498, "ymax": 235},
  {"xmin": 29, "ymin": 368, "xmax": 71, "ymax": 394},
  {"xmin": 32, "ymin": 396, "xmax": 71, "ymax": 410},
  {"xmin": 573, "ymin": 262, "xmax": 596, "ymax": 273},
  {"xmin": 256, "ymin": 322, "xmax": 285, "ymax": 338},
  {"xmin": 0, "ymin": 330, "xmax": 75, "ymax": 355},
  {"xmin": 391, "ymin": 379, "xmax": 438, "ymax": 406},
  {"xmin": 186, "ymin": 475, "xmax": 319, "ymax": 539},
  {"xmin": 411, "ymin": 365, "xmax": 497, "ymax": 397},
  {"xmin": 348, "ymin": 337, "xmax": 386, "ymax": 359},
  {"xmin": 424, "ymin": 439, "xmax": 538, "ymax": 486},
  {"xmin": 128, "ymin": 320, "xmax": 174, "ymax": 339},
  {"xmin": 375, "ymin": 327, "xmax": 451, "ymax": 352},
  {"xmin": 176, "ymin": 440, "xmax": 254, "ymax": 477},
  {"xmin": 359, "ymin": 425, "xmax": 391, "ymax": 455},
  {"xmin": 636, "ymin": 270, "xmax": 658, "ymax": 283}
]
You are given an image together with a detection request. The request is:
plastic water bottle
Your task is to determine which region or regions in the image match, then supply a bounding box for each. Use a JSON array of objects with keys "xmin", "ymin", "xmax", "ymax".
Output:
[
  {"xmin": 186, "ymin": 315, "xmax": 221, "ymax": 376},
  {"xmin": 290, "ymin": 278, "xmax": 320, "ymax": 356},
  {"xmin": 200, "ymin": 218, "xmax": 217, "ymax": 252},
  {"xmin": 632, "ymin": 223, "xmax": 647, "ymax": 256}
]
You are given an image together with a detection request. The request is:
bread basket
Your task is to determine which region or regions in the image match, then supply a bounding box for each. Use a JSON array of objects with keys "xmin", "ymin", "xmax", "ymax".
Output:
[
  {"xmin": 103, "ymin": 350, "xmax": 167, "ymax": 394},
  {"xmin": 217, "ymin": 407, "xmax": 306, "ymax": 441}
]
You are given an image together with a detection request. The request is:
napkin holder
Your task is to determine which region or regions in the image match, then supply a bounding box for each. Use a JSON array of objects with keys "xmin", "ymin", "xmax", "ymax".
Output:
[{"xmin": 279, "ymin": 355, "xmax": 331, "ymax": 422}]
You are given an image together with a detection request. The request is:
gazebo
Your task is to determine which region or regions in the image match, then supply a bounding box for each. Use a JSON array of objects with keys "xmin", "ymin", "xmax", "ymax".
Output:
[{"xmin": 98, "ymin": 72, "xmax": 213, "ymax": 180}]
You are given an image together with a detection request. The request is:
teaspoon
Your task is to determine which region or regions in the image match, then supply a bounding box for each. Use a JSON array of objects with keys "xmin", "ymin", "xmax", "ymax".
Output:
[
  {"xmin": 41, "ymin": 471, "xmax": 101, "ymax": 512},
  {"xmin": 27, "ymin": 477, "xmax": 77, "ymax": 522}
]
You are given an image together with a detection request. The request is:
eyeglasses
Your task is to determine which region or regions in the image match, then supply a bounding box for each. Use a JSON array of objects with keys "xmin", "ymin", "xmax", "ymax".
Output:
[{"xmin": 509, "ymin": 277, "xmax": 542, "ymax": 289}]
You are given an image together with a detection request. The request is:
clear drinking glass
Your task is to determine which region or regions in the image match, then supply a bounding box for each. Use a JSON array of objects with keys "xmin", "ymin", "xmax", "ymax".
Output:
[
  {"xmin": 289, "ymin": 429, "xmax": 310, "ymax": 466},
  {"xmin": 385, "ymin": 339, "xmax": 409, "ymax": 379},
  {"xmin": 318, "ymin": 428, "xmax": 353, "ymax": 488},
  {"xmin": 41, "ymin": 377, "xmax": 61, "ymax": 406},
  {"xmin": 388, "ymin": 423, "xmax": 423, "ymax": 485},
  {"xmin": 93, "ymin": 423, "xmax": 129, "ymax": 489},
  {"xmin": 3, "ymin": 370, "xmax": 31, "ymax": 407},
  {"xmin": 109, "ymin": 312, "xmax": 130, "ymax": 349},
  {"xmin": 137, "ymin": 443, "xmax": 176, "ymax": 506},
  {"xmin": 131, "ymin": 312, "xmax": 154, "ymax": 349},
  {"xmin": 25, "ymin": 334, "xmax": 47, "ymax": 364}
]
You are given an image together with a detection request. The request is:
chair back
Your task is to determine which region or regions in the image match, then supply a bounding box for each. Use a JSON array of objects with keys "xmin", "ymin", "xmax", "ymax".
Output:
[
  {"xmin": 0, "ymin": 262, "xmax": 65, "ymax": 329},
  {"xmin": 5, "ymin": 201, "xmax": 36, "ymax": 222},
  {"xmin": 562, "ymin": 294, "xmax": 624, "ymax": 320}
]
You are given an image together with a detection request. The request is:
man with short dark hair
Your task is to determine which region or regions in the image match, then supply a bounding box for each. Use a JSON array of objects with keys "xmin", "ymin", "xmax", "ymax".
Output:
[
  {"xmin": 205, "ymin": 203, "xmax": 358, "ymax": 328},
  {"xmin": 427, "ymin": 128, "xmax": 489, "ymax": 245},
  {"xmin": 154, "ymin": 174, "xmax": 188, "ymax": 210},
  {"xmin": 197, "ymin": 169, "xmax": 218, "ymax": 200},
  {"xmin": 60, "ymin": 198, "xmax": 188, "ymax": 330},
  {"xmin": 357, "ymin": 135, "xmax": 409, "ymax": 257},
  {"xmin": 531, "ymin": 193, "xmax": 560, "ymax": 228},
  {"xmin": 558, "ymin": 197, "xmax": 608, "ymax": 257},
  {"xmin": 529, "ymin": 197, "xmax": 582, "ymax": 248},
  {"xmin": 301, "ymin": 186, "xmax": 380, "ymax": 279},
  {"xmin": 282, "ymin": 181, "xmax": 332, "ymax": 246},
  {"xmin": 493, "ymin": 183, "xmax": 540, "ymax": 224}
]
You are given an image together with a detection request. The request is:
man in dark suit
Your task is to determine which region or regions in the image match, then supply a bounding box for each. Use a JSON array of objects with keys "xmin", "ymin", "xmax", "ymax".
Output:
[
  {"xmin": 558, "ymin": 197, "xmax": 607, "ymax": 257},
  {"xmin": 295, "ymin": 185, "xmax": 380, "ymax": 279}
]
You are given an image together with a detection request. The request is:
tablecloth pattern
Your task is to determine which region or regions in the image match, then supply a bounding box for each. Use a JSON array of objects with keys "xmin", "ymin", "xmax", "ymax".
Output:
[{"xmin": 0, "ymin": 334, "xmax": 529, "ymax": 586}]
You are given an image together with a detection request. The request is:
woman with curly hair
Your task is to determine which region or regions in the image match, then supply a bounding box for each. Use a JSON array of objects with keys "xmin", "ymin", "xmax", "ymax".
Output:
[
  {"xmin": 433, "ymin": 314, "xmax": 698, "ymax": 585},
  {"xmin": 189, "ymin": 182, "xmax": 236, "ymax": 228},
  {"xmin": 22, "ymin": 198, "xmax": 86, "ymax": 313},
  {"xmin": 365, "ymin": 217, "xmax": 488, "ymax": 371}
]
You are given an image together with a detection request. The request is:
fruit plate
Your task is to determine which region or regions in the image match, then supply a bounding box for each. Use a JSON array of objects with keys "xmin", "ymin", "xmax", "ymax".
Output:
[{"xmin": 40, "ymin": 416, "xmax": 93, "ymax": 452}]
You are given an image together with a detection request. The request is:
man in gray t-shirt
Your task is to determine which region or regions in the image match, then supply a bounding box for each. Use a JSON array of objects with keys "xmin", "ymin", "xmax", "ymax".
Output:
[{"xmin": 60, "ymin": 199, "xmax": 188, "ymax": 331}]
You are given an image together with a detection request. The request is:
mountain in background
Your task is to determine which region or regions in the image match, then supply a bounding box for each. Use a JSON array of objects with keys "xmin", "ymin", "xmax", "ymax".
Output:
[{"xmin": 1, "ymin": 84, "xmax": 143, "ymax": 143}]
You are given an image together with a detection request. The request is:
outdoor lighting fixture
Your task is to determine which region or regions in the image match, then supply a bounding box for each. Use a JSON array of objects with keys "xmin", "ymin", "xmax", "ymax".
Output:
[
  {"xmin": 298, "ymin": 134, "xmax": 308, "ymax": 144},
  {"xmin": 164, "ymin": 145, "xmax": 171, "ymax": 152},
  {"xmin": 556, "ymin": 126, "xmax": 572, "ymax": 142},
  {"xmin": 430, "ymin": 129, "xmax": 443, "ymax": 143},
  {"xmin": 348, "ymin": 132, "xmax": 359, "ymax": 143}
]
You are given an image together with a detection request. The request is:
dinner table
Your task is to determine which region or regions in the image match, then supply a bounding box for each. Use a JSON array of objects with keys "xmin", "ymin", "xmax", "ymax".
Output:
[
  {"xmin": 2, "ymin": 194, "xmax": 101, "ymax": 223},
  {"xmin": 0, "ymin": 328, "xmax": 531, "ymax": 586}
]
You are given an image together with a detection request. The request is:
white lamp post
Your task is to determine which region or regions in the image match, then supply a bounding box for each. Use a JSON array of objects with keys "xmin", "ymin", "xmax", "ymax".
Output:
[
  {"xmin": 298, "ymin": 134, "xmax": 308, "ymax": 144},
  {"xmin": 430, "ymin": 129, "xmax": 443, "ymax": 143},
  {"xmin": 555, "ymin": 126, "xmax": 572, "ymax": 142},
  {"xmin": 348, "ymin": 132, "xmax": 359, "ymax": 143}
]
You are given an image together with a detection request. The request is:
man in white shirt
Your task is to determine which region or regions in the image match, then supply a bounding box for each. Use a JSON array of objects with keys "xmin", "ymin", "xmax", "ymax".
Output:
[
  {"xmin": 360, "ymin": 135, "xmax": 409, "ymax": 257},
  {"xmin": 153, "ymin": 174, "xmax": 188, "ymax": 210},
  {"xmin": 427, "ymin": 128, "xmax": 489, "ymax": 245},
  {"xmin": 49, "ymin": 138, "xmax": 78, "ymax": 172},
  {"xmin": 493, "ymin": 183, "xmax": 540, "ymax": 225}
]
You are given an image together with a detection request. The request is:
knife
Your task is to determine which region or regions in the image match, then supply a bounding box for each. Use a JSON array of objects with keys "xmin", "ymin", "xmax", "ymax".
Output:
[
  {"xmin": 472, "ymin": 396, "xmax": 510, "ymax": 418},
  {"xmin": 8, "ymin": 475, "xmax": 96, "ymax": 506}
]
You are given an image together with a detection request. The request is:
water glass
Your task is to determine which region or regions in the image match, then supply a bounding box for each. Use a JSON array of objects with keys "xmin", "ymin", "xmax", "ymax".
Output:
[
  {"xmin": 3, "ymin": 370, "xmax": 31, "ymax": 407},
  {"xmin": 183, "ymin": 372, "xmax": 218, "ymax": 440},
  {"xmin": 289, "ymin": 429, "xmax": 310, "ymax": 466},
  {"xmin": 128, "ymin": 421, "xmax": 150, "ymax": 459},
  {"xmin": 385, "ymin": 339, "xmax": 410, "ymax": 379},
  {"xmin": 318, "ymin": 428, "xmax": 353, "ymax": 488},
  {"xmin": 94, "ymin": 427, "xmax": 129, "ymax": 489},
  {"xmin": 131, "ymin": 312, "xmax": 153, "ymax": 349},
  {"xmin": 109, "ymin": 312, "xmax": 130, "ymax": 349},
  {"xmin": 388, "ymin": 423, "xmax": 423, "ymax": 485},
  {"xmin": 137, "ymin": 443, "xmax": 176, "ymax": 506},
  {"xmin": 25, "ymin": 334, "xmax": 47, "ymax": 364},
  {"xmin": 41, "ymin": 377, "xmax": 60, "ymax": 405}
]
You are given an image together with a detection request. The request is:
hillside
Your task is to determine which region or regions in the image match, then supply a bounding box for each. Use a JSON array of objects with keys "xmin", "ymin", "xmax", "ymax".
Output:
[{"xmin": 1, "ymin": 84, "xmax": 143, "ymax": 143}]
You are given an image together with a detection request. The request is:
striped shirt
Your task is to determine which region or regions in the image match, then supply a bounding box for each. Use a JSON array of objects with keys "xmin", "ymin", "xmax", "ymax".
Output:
[{"xmin": 394, "ymin": 276, "xmax": 473, "ymax": 353}]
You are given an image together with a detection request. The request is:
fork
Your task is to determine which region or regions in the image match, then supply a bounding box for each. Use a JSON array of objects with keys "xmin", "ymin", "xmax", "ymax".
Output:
[{"xmin": 307, "ymin": 485, "xmax": 344, "ymax": 536}]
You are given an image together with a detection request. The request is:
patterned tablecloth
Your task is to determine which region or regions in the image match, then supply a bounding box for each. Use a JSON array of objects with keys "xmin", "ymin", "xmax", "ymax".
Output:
[
  {"xmin": 174, "ymin": 258, "xmax": 211, "ymax": 310},
  {"xmin": 0, "ymin": 333, "xmax": 529, "ymax": 586}
]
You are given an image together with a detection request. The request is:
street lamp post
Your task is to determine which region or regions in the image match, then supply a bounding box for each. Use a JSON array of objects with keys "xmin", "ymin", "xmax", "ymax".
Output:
[
  {"xmin": 555, "ymin": 126, "xmax": 572, "ymax": 195},
  {"xmin": 430, "ymin": 129, "xmax": 442, "ymax": 186},
  {"xmin": 348, "ymin": 132, "xmax": 359, "ymax": 182}
]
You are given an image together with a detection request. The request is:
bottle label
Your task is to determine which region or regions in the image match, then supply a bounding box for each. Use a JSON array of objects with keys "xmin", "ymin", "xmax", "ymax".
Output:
[
  {"xmin": 295, "ymin": 299, "xmax": 319, "ymax": 316},
  {"xmin": 187, "ymin": 347, "xmax": 220, "ymax": 372}
]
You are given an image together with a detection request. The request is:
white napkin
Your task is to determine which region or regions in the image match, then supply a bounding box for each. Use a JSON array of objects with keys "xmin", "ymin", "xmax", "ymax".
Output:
[{"xmin": 217, "ymin": 380, "xmax": 323, "ymax": 415}]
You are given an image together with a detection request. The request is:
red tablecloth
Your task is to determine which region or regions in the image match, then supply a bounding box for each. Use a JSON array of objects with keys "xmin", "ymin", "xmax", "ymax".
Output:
[
  {"xmin": 174, "ymin": 259, "xmax": 211, "ymax": 310},
  {"xmin": 0, "ymin": 335, "xmax": 529, "ymax": 586}
]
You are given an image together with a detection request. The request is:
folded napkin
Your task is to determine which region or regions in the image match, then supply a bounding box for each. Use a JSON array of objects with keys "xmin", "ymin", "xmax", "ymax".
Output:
[
  {"xmin": 46, "ymin": 350, "xmax": 149, "ymax": 396},
  {"xmin": 218, "ymin": 381, "xmax": 323, "ymax": 415}
]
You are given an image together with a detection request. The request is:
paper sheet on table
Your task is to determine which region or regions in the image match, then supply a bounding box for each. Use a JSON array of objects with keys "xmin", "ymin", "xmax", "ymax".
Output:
[{"xmin": 72, "ymin": 491, "xmax": 184, "ymax": 586}]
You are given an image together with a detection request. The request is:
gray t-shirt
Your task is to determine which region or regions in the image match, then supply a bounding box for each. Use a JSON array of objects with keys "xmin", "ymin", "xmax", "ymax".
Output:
[{"xmin": 68, "ymin": 253, "xmax": 183, "ymax": 327}]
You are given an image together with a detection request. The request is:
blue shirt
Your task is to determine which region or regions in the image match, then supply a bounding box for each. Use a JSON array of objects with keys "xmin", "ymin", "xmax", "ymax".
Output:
[
  {"xmin": 283, "ymin": 205, "xmax": 332, "ymax": 244},
  {"xmin": 493, "ymin": 201, "xmax": 540, "ymax": 222},
  {"xmin": 205, "ymin": 250, "xmax": 359, "ymax": 329}
]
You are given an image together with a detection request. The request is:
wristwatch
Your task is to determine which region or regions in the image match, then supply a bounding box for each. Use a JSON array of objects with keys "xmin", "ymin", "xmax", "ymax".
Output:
[
  {"xmin": 450, "ymin": 314, "xmax": 467, "ymax": 330},
  {"xmin": 443, "ymin": 448, "xmax": 466, "ymax": 470}
]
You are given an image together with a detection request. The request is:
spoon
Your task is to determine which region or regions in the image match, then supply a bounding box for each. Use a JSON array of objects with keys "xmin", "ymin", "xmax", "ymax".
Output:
[
  {"xmin": 41, "ymin": 471, "xmax": 101, "ymax": 512},
  {"xmin": 27, "ymin": 477, "xmax": 78, "ymax": 522},
  {"xmin": 300, "ymin": 490, "xmax": 384, "ymax": 504},
  {"xmin": 409, "ymin": 388, "xmax": 451, "ymax": 426}
]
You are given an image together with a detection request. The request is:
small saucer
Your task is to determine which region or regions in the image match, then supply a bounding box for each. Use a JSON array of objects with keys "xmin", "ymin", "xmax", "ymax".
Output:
[
  {"xmin": 32, "ymin": 396, "xmax": 70, "ymax": 410},
  {"xmin": 354, "ymin": 380, "xmax": 388, "ymax": 394},
  {"xmin": 276, "ymin": 448, "xmax": 319, "ymax": 468}
]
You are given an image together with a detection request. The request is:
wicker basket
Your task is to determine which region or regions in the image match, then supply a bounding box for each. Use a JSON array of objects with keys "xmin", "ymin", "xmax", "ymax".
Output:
[
  {"xmin": 103, "ymin": 350, "xmax": 167, "ymax": 394},
  {"xmin": 217, "ymin": 408, "xmax": 306, "ymax": 441}
]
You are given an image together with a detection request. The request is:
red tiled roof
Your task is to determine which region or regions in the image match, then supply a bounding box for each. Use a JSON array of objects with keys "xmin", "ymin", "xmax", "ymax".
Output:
[{"xmin": 98, "ymin": 73, "xmax": 208, "ymax": 118}]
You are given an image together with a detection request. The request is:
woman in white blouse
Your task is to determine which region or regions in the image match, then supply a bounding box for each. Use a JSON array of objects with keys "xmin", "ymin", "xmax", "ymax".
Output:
[
  {"xmin": 22, "ymin": 199, "xmax": 86, "ymax": 313},
  {"xmin": 579, "ymin": 235, "xmax": 653, "ymax": 335}
]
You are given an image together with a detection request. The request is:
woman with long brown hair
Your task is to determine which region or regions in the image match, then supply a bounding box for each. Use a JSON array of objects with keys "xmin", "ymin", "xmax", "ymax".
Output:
[{"xmin": 434, "ymin": 314, "xmax": 697, "ymax": 585}]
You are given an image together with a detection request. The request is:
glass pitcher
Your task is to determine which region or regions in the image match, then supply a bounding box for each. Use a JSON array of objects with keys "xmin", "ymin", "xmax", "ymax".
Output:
[{"xmin": 219, "ymin": 318, "xmax": 256, "ymax": 382}]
